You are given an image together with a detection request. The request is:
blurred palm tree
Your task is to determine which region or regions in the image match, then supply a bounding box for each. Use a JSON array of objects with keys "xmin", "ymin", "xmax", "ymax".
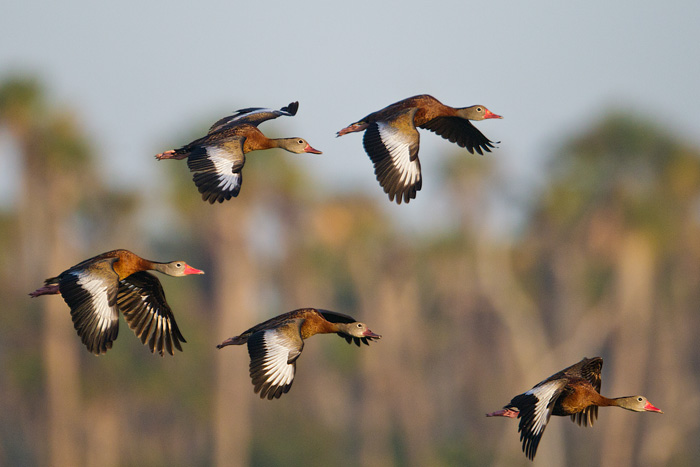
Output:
[{"xmin": 0, "ymin": 76, "xmax": 93, "ymax": 467}]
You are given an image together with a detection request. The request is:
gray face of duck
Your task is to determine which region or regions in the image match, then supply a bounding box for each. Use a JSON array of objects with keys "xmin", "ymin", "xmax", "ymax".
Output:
[
  {"xmin": 155, "ymin": 261, "xmax": 205, "ymax": 277},
  {"xmin": 615, "ymin": 395, "xmax": 663, "ymax": 413},
  {"xmin": 457, "ymin": 105, "xmax": 503, "ymax": 121},
  {"xmin": 337, "ymin": 322, "xmax": 381, "ymax": 346},
  {"xmin": 276, "ymin": 137, "xmax": 323, "ymax": 154}
]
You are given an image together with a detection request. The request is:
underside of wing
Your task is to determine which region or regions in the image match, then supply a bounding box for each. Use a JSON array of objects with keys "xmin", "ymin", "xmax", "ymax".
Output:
[
  {"xmin": 118, "ymin": 271, "xmax": 186, "ymax": 356},
  {"xmin": 187, "ymin": 139, "xmax": 246, "ymax": 203},
  {"xmin": 247, "ymin": 321, "xmax": 304, "ymax": 399},
  {"xmin": 419, "ymin": 116, "xmax": 497, "ymax": 155},
  {"xmin": 510, "ymin": 379, "xmax": 568, "ymax": 460},
  {"xmin": 570, "ymin": 357, "xmax": 603, "ymax": 426},
  {"xmin": 59, "ymin": 258, "xmax": 120, "ymax": 355},
  {"xmin": 362, "ymin": 109, "xmax": 422, "ymax": 204}
]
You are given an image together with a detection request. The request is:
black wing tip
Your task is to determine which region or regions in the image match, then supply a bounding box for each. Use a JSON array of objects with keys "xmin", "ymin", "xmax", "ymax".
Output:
[
  {"xmin": 147, "ymin": 334, "xmax": 186, "ymax": 356},
  {"xmin": 387, "ymin": 189, "xmax": 416, "ymax": 205},
  {"xmin": 282, "ymin": 101, "xmax": 299, "ymax": 116},
  {"xmin": 339, "ymin": 333, "xmax": 379, "ymax": 346},
  {"xmin": 192, "ymin": 173, "xmax": 240, "ymax": 203},
  {"xmin": 202, "ymin": 192, "xmax": 234, "ymax": 204},
  {"xmin": 252, "ymin": 377, "xmax": 293, "ymax": 400}
]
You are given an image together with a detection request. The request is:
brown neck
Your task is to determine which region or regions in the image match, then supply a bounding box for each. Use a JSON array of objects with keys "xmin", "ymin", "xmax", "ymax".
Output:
[
  {"xmin": 112, "ymin": 251, "xmax": 153, "ymax": 279},
  {"xmin": 241, "ymin": 128, "xmax": 274, "ymax": 153},
  {"xmin": 300, "ymin": 317, "xmax": 338, "ymax": 340},
  {"xmin": 593, "ymin": 393, "xmax": 618, "ymax": 407},
  {"xmin": 414, "ymin": 102, "xmax": 454, "ymax": 126}
]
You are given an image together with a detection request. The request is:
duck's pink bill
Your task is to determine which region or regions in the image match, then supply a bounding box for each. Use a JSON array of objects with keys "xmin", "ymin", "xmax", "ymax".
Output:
[
  {"xmin": 304, "ymin": 144, "xmax": 322, "ymax": 154},
  {"xmin": 184, "ymin": 265, "xmax": 205, "ymax": 275}
]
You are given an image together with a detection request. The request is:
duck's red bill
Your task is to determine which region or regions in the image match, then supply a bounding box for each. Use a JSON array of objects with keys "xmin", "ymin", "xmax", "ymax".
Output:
[{"xmin": 644, "ymin": 401, "xmax": 663, "ymax": 413}]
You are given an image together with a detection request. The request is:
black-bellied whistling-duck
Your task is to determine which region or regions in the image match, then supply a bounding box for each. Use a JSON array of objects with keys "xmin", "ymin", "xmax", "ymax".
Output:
[
  {"xmin": 486, "ymin": 357, "xmax": 662, "ymax": 460},
  {"xmin": 216, "ymin": 308, "xmax": 381, "ymax": 399},
  {"xmin": 337, "ymin": 94, "xmax": 502, "ymax": 204},
  {"xmin": 156, "ymin": 101, "xmax": 322, "ymax": 203},
  {"xmin": 29, "ymin": 249, "xmax": 204, "ymax": 356}
]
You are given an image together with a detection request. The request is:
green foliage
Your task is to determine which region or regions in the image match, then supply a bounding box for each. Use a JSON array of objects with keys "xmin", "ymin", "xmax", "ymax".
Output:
[
  {"xmin": 0, "ymin": 77, "xmax": 44, "ymax": 127},
  {"xmin": 0, "ymin": 75, "xmax": 92, "ymax": 170},
  {"xmin": 543, "ymin": 112, "xmax": 700, "ymax": 243}
]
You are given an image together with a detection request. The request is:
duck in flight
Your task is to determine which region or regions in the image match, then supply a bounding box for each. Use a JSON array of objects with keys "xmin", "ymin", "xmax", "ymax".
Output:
[
  {"xmin": 29, "ymin": 249, "xmax": 204, "ymax": 355},
  {"xmin": 217, "ymin": 308, "xmax": 381, "ymax": 399},
  {"xmin": 486, "ymin": 356, "xmax": 662, "ymax": 460},
  {"xmin": 157, "ymin": 101, "xmax": 321, "ymax": 203},
  {"xmin": 337, "ymin": 94, "xmax": 501, "ymax": 204}
]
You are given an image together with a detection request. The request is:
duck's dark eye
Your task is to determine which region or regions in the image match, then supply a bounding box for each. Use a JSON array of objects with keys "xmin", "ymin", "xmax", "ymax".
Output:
[
  {"xmin": 638, "ymin": 397, "xmax": 643, "ymax": 402},
  {"xmin": 298, "ymin": 139, "xmax": 304, "ymax": 144},
  {"xmin": 176, "ymin": 262, "xmax": 182, "ymax": 268},
  {"xmin": 477, "ymin": 107, "xmax": 483, "ymax": 112}
]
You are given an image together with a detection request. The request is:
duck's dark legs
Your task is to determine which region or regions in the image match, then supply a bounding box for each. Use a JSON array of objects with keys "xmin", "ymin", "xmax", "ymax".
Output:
[
  {"xmin": 155, "ymin": 150, "xmax": 188, "ymax": 160},
  {"xmin": 29, "ymin": 284, "xmax": 60, "ymax": 297},
  {"xmin": 336, "ymin": 122, "xmax": 369, "ymax": 137},
  {"xmin": 485, "ymin": 408, "xmax": 519, "ymax": 418}
]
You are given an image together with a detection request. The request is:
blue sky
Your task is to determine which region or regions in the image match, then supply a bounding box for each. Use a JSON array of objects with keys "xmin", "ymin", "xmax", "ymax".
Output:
[{"xmin": 1, "ymin": 0, "xmax": 699, "ymax": 224}]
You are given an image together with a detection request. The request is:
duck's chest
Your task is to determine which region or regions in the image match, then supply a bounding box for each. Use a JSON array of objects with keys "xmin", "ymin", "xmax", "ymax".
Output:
[{"xmin": 552, "ymin": 384, "xmax": 594, "ymax": 416}]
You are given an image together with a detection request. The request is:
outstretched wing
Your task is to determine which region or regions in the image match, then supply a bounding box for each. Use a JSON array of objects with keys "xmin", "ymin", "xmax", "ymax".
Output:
[
  {"xmin": 508, "ymin": 379, "xmax": 569, "ymax": 460},
  {"xmin": 337, "ymin": 332, "xmax": 379, "ymax": 347},
  {"xmin": 208, "ymin": 101, "xmax": 299, "ymax": 134},
  {"xmin": 118, "ymin": 271, "xmax": 186, "ymax": 356},
  {"xmin": 247, "ymin": 319, "xmax": 305, "ymax": 400},
  {"xmin": 570, "ymin": 357, "xmax": 603, "ymax": 427},
  {"xmin": 419, "ymin": 117, "xmax": 497, "ymax": 155},
  {"xmin": 362, "ymin": 107, "xmax": 422, "ymax": 204},
  {"xmin": 58, "ymin": 257, "xmax": 121, "ymax": 355},
  {"xmin": 187, "ymin": 137, "xmax": 246, "ymax": 203}
]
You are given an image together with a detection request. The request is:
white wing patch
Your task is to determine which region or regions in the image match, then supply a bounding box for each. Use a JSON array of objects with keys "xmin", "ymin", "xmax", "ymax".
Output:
[
  {"xmin": 259, "ymin": 330, "xmax": 297, "ymax": 389},
  {"xmin": 205, "ymin": 147, "xmax": 242, "ymax": 193},
  {"xmin": 75, "ymin": 273, "xmax": 118, "ymax": 331},
  {"xmin": 525, "ymin": 381, "xmax": 565, "ymax": 437},
  {"xmin": 377, "ymin": 122, "xmax": 421, "ymax": 189}
]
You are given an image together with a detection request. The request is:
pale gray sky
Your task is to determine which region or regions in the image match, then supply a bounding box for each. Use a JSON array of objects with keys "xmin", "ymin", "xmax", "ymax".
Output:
[{"xmin": 1, "ymin": 0, "xmax": 699, "ymax": 223}]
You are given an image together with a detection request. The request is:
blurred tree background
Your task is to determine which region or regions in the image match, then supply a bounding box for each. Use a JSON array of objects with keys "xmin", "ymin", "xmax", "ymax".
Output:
[{"xmin": 1, "ymin": 75, "xmax": 698, "ymax": 467}]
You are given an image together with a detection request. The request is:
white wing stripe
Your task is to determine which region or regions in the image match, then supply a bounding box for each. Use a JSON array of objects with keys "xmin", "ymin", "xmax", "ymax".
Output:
[
  {"xmin": 526, "ymin": 382, "xmax": 563, "ymax": 436},
  {"xmin": 260, "ymin": 331, "xmax": 295, "ymax": 388},
  {"xmin": 377, "ymin": 123, "xmax": 420, "ymax": 186},
  {"xmin": 75, "ymin": 273, "xmax": 116, "ymax": 330},
  {"xmin": 203, "ymin": 147, "xmax": 241, "ymax": 193}
]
